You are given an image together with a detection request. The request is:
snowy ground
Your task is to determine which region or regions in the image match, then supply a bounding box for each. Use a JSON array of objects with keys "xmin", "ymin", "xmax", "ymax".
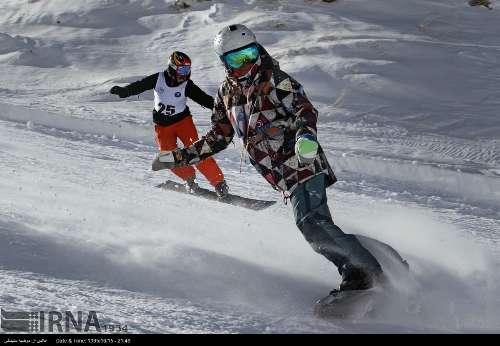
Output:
[{"xmin": 1, "ymin": 0, "xmax": 500, "ymax": 333}]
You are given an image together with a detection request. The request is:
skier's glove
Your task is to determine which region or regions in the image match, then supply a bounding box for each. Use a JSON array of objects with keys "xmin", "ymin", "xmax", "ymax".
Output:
[
  {"xmin": 295, "ymin": 134, "xmax": 318, "ymax": 165},
  {"xmin": 109, "ymin": 86, "xmax": 128, "ymax": 98},
  {"xmin": 152, "ymin": 149, "xmax": 187, "ymax": 171}
]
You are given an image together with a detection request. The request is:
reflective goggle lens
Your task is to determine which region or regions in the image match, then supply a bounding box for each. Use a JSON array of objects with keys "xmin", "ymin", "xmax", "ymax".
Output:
[
  {"xmin": 177, "ymin": 65, "xmax": 191, "ymax": 76},
  {"xmin": 222, "ymin": 44, "xmax": 259, "ymax": 70}
]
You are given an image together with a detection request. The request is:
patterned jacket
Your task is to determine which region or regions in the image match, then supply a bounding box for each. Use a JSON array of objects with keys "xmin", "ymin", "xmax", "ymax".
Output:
[{"xmin": 182, "ymin": 45, "xmax": 337, "ymax": 194}]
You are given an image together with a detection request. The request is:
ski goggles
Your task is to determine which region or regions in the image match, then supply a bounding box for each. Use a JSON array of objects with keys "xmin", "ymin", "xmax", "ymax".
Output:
[
  {"xmin": 220, "ymin": 44, "xmax": 259, "ymax": 70},
  {"xmin": 175, "ymin": 65, "xmax": 191, "ymax": 76}
]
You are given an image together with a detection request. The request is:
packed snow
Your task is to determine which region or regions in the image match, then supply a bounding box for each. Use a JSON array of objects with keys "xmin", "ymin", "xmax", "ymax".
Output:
[{"xmin": 1, "ymin": 0, "xmax": 499, "ymax": 333}]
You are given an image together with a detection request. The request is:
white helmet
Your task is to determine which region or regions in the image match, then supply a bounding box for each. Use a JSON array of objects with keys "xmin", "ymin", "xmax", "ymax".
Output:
[{"xmin": 213, "ymin": 24, "xmax": 257, "ymax": 56}]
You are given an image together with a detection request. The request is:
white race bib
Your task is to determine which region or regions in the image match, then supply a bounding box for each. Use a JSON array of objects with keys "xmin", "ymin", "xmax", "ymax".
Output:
[{"xmin": 153, "ymin": 72, "xmax": 187, "ymax": 117}]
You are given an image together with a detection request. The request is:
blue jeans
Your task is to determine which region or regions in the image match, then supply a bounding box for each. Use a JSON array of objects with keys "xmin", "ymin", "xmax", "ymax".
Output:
[{"xmin": 291, "ymin": 174, "xmax": 382, "ymax": 276}]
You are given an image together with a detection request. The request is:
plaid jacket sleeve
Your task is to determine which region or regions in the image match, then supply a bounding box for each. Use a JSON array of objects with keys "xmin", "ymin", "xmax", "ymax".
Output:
[
  {"xmin": 182, "ymin": 87, "xmax": 234, "ymax": 165},
  {"xmin": 273, "ymin": 70, "xmax": 318, "ymax": 139},
  {"xmin": 289, "ymin": 79, "xmax": 318, "ymax": 139}
]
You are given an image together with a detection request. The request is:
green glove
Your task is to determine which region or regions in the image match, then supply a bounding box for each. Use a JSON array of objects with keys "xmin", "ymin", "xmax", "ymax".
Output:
[{"xmin": 295, "ymin": 134, "xmax": 318, "ymax": 165}]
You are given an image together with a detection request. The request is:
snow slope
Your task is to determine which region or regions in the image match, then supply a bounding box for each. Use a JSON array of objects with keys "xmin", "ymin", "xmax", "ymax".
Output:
[{"xmin": 1, "ymin": 0, "xmax": 500, "ymax": 333}]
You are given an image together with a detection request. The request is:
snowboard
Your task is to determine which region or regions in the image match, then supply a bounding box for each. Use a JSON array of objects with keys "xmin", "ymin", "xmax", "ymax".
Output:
[
  {"xmin": 156, "ymin": 180, "xmax": 277, "ymax": 211},
  {"xmin": 314, "ymin": 235, "xmax": 410, "ymax": 320},
  {"xmin": 314, "ymin": 287, "xmax": 392, "ymax": 320}
]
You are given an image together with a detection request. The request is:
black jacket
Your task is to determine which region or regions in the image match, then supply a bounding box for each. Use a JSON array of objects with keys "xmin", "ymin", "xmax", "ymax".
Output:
[{"xmin": 123, "ymin": 71, "xmax": 214, "ymax": 126}]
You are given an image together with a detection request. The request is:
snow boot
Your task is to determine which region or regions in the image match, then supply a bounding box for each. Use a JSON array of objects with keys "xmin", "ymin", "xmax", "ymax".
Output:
[
  {"xmin": 185, "ymin": 177, "xmax": 200, "ymax": 194},
  {"xmin": 339, "ymin": 264, "xmax": 384, "ymax": 291},
  {"xmin": 214, "ymin": 180, "xmax": 229, "ymax": 199}
]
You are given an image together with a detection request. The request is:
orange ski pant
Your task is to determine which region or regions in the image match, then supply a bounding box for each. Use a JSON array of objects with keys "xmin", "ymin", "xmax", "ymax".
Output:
[{"xmin": 154, "ymin": 115, "xmax": 225, "ymax": 187}]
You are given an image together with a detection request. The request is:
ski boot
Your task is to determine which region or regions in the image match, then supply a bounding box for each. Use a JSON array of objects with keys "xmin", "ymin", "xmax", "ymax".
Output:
[
  {"xmin": 214, "ymin": 180, "xmax": 229, "ymax": 199},
  {"xmin": 185, "ymin": 177, "xmax": 200, "ymax": 194}
]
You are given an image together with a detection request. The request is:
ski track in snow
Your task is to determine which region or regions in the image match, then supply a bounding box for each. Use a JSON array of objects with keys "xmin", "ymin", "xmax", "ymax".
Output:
[
  {"xmin": 1, "ymin": 0, "xmax": 500, "ymax": 333},
  {"xmin": 2, "ymin": 118, "xmax": 499, "ymax": 333}
]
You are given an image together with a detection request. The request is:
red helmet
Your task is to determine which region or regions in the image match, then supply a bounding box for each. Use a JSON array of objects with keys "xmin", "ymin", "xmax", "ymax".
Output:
[{"xmin": 167, "ymin": 51, "xmax": 191, "ymax": 83}]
